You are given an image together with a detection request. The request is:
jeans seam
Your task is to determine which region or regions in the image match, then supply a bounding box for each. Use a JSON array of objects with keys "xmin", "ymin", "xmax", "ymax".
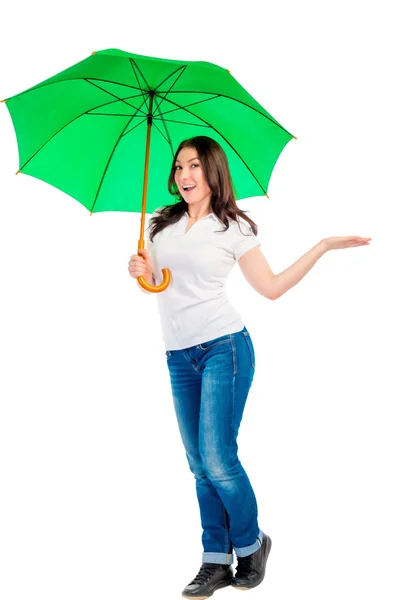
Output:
[
  {"xmin": 230, "ymin": 334, "xmax": 237, "ymax": 375},
  {"xmin": 229, "ymin": 334, "xmax": 236, "ymax": 464},
  {"xmin": 243, "ymin": 333, "xmax": 255, "ymax": 369},
  {"xmin": 182, "ymin": 349, "xmax": 200, "ymax": 372},
  {"xmin": 222, "ymin": 505, "xmax": 231, "ymax": 553}
]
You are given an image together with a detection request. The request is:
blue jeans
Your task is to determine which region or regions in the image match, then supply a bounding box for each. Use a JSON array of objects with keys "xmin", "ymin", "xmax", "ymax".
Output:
[{"xmin": 165, "ymin": 325, "xmax": 263, "ymax": 566}]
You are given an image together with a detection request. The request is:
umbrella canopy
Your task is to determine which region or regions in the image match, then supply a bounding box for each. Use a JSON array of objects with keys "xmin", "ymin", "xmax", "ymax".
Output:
[{"xmin": 2, "ymin": 48, "xmax": 295, "ymax": 292}]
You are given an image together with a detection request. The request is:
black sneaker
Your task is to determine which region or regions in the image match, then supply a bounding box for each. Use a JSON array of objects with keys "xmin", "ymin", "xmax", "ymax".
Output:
[
  {"xmin": 182, "ymin": 562, "xmax": 233, "ymax": 599},
  {"xmin": 231, "ymin": 532, "xmax": 272, "ymax": 590}
]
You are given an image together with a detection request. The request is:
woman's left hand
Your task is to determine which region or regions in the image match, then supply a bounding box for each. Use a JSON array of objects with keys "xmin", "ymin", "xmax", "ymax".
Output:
[{"xmin": 322, "ymin": 236, "xmax": 372, "ymax": 251}]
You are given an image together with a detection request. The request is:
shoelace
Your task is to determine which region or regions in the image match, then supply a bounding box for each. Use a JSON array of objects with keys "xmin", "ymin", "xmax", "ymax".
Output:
[
  {"xmin": 235, "ymin": 554, "xmax": 255, "ymax": 578},
  {"xmin": 189, "ymin": 563, "xmax": 226, "ymax": 585}
]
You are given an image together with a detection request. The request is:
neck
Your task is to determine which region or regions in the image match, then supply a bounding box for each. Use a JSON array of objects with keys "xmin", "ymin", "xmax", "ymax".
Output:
[{"xmin": 187, "ymin": 208, "xmax": 212, "ymax": 219}]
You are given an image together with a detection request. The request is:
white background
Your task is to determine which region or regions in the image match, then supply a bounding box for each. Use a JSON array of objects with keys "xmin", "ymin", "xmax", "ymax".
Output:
[{"xmin": 1, "ymin": 2, "xmax": 399, "ymax": 599}]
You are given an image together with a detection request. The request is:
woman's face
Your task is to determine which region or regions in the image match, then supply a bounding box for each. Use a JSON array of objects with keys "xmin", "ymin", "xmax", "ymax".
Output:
[{"xmin": 174, "ymin": 146, "xmax": 212, "ymax": 207}]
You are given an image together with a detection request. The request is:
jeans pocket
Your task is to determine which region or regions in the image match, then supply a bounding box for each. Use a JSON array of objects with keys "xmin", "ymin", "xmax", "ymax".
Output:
[
  {"xmin": 243, "ymin": 332, "xmax": 255, "ymax": 369},
  {"xmin": 199, "ymin": 336, "xmax": 231, "ymax": 351},
  {"xmin": 166, "ymin": 350, "xmax": 172, "ymax": 360}
]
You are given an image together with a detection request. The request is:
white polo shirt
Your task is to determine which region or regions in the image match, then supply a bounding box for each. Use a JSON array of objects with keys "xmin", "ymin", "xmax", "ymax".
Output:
[{"xmin": 137, "ymin": 207, "xmax": 261, "ymax": 351}]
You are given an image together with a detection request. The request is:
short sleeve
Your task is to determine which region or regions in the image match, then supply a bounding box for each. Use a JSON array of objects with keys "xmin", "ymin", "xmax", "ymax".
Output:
[{"xmin": 232, "ymin": 218, "xmax": 261, "ymax": 261}]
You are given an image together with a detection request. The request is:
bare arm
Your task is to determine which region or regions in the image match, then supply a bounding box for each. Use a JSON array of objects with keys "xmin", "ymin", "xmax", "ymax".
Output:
[
  {"xmin": 272, "ymin": 240, "xmax": 328, "ymax": 300},
  {"xmin": 238, "ymin": 241, "xmax": 328, "ymax": 300}
]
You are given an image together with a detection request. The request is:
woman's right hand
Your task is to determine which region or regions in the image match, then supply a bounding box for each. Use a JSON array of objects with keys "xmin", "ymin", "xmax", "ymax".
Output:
[{"xmin": 128, "ymin": 248, "xmax": 153, "ymax": 281}]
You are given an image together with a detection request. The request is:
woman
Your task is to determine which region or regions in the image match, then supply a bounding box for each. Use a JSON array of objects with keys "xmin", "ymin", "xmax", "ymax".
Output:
[{"xmin": 128, "ymin": 136, "xmax": 371, "ymax": 599}]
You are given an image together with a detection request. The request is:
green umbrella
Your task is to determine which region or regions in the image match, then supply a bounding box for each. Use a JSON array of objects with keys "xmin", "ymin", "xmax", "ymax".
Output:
[{"xmin": 2, "ymin": 48, "xmax": 295, "ymax": 293}]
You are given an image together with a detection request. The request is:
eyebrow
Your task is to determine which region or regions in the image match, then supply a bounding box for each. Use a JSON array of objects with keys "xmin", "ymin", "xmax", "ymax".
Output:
[{"xmin": 175, "ymin": 157, "xmax": 199, "ymax": 164}]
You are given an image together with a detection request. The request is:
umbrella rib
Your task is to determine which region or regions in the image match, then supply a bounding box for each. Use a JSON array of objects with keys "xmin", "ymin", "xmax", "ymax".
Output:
[
  {"xmin": 85, "ymin": 79, "xmax": 149, "ymax": 113},
  {"xmin": 130, "ymin": 58, "xmax": 151, "ymax": 90},
  {"xmin": 121, "ymin": 114, "xmax": 152, "ymax": 138},
  {"xmin": 151, "ymin": 95, "xmax": 176, "ymax": 159},
  {"xmin": 87, "ymin": 113, "xmax": 147, "ymax": 117},
  {"xmin": 91, "ymin": 99, "xmax": 149, "ymax": 212},
  {"xmin": 85, "ymin": 91, "xmax": 148, "ymax": 117},
  {"xmin": 152, "ymin": 66, "xmax": 187, "ymax": 115},
  {"xmin": 154, "ymin": 93, "xmax": 220, "ymax": 118},
  {"xmin": 5, "ymin": 77, "xmax": 144, "ymax": 103},
  {"xmin": 129, "ymin": 59, "xmax": 150, "ymax": 113},
  {"xmin": 17, "ymin": 95, "xmax": 148, "ymax": 172},
  {"xmin": 154, "ymin": 92, "xmax": 266, "ymax": 195},
  {"xmin": 153, "ymin": 65, "xmax": 186, "ymax": 96},
  {"xmin": 153, "ymin": 117, "xmax": 209, "ymax": 127},
  {"xmin": 159, "ymin": 90, "xmax": 292, "ymax": 136},
  {"xmin": 151, "ymin": 119, "xmax": 174, "ymax": 150},
  {"xmin": 152, "ymin": 93, "xmax": 222, "ymax": 148},
  {"xmin": 150, "ymin": 67, "xmax": 203, "ymax": 161},
  {"xmin": 118, "ymin": 97, "xmax": 175, "ymax": 158}
]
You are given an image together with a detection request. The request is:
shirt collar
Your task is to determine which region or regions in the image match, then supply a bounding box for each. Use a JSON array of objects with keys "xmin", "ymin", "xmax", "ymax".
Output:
[
  {"xmin": 172, "ymin": 211, "xmax": 219, "ymax": 237},
  {"xmin": 184, "ymin": 211, "xmax": 218, "ymax": 221}
]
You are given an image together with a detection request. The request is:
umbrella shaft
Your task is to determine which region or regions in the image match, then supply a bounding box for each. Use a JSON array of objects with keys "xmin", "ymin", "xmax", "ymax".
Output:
[{"xmin": 140, "ymin": 92, "xmax": 154, "ymax": 242}]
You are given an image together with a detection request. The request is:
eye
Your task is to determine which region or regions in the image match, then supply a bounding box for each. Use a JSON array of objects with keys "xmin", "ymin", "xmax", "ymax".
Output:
[{"xmin": 174, "ymin": 163, "xmax": 199, "ymax": 170}]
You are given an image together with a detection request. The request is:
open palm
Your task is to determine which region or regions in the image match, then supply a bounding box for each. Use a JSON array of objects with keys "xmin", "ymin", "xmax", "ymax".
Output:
[{"xmin": 323, "ymin": 236, "xmax": 371, "ymax": 251}]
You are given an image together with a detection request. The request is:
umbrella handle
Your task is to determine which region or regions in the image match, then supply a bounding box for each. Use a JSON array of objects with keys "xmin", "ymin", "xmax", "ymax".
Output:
[{"xmin": 137, "ymin": 268, "xmax": 171, "ymax": 293}]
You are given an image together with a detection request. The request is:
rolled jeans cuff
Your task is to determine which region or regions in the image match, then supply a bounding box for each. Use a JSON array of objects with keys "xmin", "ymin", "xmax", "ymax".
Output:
[{"xmin": 202, "ymin": 552, "xmax": 234, "ymax": 565}]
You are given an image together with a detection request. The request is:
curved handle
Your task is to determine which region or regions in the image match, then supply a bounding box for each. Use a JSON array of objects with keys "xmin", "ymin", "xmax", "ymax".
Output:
[
  {"xmin": 136, "ymin": 235, "xmax": 171, "ymax": 293},
  {"xmin": 137, "ymin": 268, "xmax": 171, "ymax": 293}
]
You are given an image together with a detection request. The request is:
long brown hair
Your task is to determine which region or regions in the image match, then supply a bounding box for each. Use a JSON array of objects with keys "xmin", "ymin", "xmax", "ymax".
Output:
[{"xmin": 147, "ymin": 136, "xmax": 258, "ymax": 242}]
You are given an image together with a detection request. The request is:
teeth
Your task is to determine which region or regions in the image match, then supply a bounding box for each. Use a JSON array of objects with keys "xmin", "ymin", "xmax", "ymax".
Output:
[{"xmin": 183, "ymin": 185, "xmax": 196, "ymax": 190}]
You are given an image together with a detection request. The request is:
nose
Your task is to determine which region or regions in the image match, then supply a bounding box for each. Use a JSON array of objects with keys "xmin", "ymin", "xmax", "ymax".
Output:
[
  {"xmin": 179, "ymin": 170, "xmax": 193, "ymax": 184},
  {"xmin": 180, "ymin": 167, "xmax": 190, "ymax": 178}
]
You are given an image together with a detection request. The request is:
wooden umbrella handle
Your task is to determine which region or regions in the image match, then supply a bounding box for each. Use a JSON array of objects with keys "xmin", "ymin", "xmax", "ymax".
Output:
[
  {"xmin": 136, "ymin": 237, "xmax": 171, "ymax": 293},
  {"xmin": 137, "ymin": 268, "xmax": 171, "ymax": 293}
]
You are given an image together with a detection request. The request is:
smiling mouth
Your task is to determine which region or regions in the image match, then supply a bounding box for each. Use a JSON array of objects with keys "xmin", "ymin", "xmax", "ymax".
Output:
[{"xmin": 182, "ymin": 185, "xmax": 196, "ymax": 192}]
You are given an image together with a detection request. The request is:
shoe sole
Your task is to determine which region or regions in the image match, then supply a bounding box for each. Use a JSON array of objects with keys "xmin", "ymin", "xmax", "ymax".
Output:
[
  {"xmin": 231, "ymin": 534, "xmax": 272, "ymax": 591},
  {"xmin": 182, "ymin": 573, "xmax": 232, "ymax": 599}
]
